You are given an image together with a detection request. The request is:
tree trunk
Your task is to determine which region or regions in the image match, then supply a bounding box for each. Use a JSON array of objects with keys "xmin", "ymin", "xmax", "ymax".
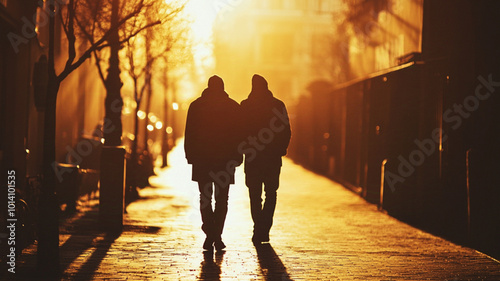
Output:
[
  {"xmin": 38, "ymin": 80, "xmax": 60, "ymax": 276},
  {"xmin": 99, "ymin": 0, "xmax": 126, "ymax": 229},
  {"xmin": 142, "ymin": 20, "xmax": 154, "ymax": 152},
  {"xmin": 38, "ymin": 1, "xmax": 60, "ymax": 275},
  {"xmin": 129, "ymin": 106, "xmax": 140, "ymax": 188},
  {"xmin": 132, "ymin": 107, "xmax": 140, "ymax": 163},
  {"xmin": 171, "ymin": 84, "xmax": 178, "ymax": 142},
  {"xmin": 161, "ymin": 75, "xmax": 169, "ymax": 167},
  {"xmin": 143, "ymin": 77, "xmax": 152, "ymax": 151},
  {"xmin": 39, "ymin": 84, "xmax": 60, "ymax": 276},
  {"xmin": 103, "ymin": 0, "xmax": 123, "ymax": 146}
]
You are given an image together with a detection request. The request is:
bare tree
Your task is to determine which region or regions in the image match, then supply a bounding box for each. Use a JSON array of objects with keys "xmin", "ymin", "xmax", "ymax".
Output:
[
  {"xmin": 39, "ymin": 0, "xmax": 157, "ymax": 275},
  {"xmin": 120, "ymin": 0, "xmax": 185, "ymax": 196},
  {"xmin": 74, "ymin": 0, "xmax": 162, "ymax": 145}
]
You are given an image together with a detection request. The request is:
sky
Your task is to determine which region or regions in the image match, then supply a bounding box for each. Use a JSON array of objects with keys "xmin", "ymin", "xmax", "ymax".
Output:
[
  {"xmin": 184, "ymin": 0, "xmax": 219, "ymax": 42},
  {"xmin": 178, "ymin": 0, "xmax": 246, "ymax": 99},
  {"xmin": 177, "ymin": 0, "xmax": 220, "ymax": 97},
  {"xmin": 184, "ymin": 0, "xmax": 221, "ymax": 69}
]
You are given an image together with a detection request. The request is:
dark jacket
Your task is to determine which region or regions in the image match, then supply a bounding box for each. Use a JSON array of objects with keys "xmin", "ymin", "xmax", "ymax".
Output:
[
  {"xmin": 184, "ymin": 87, "xmax": 243, "ymax": 182},
  {"xmin": 240, "ymin": 75, "xmax": 291, "ymax": 171}
]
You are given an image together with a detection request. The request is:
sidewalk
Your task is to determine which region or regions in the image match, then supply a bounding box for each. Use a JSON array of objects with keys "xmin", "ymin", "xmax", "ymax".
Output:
[{"xmin": 11, "ymin": 143, "xmax": 500, "ymax": 280}]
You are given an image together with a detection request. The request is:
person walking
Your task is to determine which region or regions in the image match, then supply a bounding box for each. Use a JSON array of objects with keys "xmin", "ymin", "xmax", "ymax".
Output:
[
  {"xmin": 240, "ymin": 74, "xmax": 291, "ymax": 244},
  {"xmin": 184, "ymin": 75, "xmax": 242, "ymax": 251}
]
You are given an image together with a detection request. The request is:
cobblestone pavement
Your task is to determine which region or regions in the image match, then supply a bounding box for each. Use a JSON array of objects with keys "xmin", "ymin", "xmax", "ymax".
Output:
[{"xmin": 12, "ymin": 143, "xmax": 500, "ymax": 280}]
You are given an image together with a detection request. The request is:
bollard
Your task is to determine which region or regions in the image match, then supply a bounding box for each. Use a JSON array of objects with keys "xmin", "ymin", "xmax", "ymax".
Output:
[
  {"xmin": 55, "ymin": 163, "xmax": 79, "ymax": 213},
  {"xmin": 99, "ymin": 146, "xmax": 126, "ymax": 232}
]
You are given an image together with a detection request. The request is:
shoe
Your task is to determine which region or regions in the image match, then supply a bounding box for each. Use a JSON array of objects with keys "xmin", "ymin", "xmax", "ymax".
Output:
[
  {"xmin": 214, "ymin": 239, "xmax": 226, "ymax": 251},
  {"xmin": 203, "ymin": 238, "xmax": 214, "ymax": 251}
]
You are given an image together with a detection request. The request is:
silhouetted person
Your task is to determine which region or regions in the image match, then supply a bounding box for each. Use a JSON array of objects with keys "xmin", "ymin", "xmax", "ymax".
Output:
[
  {"xmin": 240, "ymin": 74, "xmax": 291, "ymax": 244},
  {"xmin": 185, "ymin": 75, "xmax": 242, "ymax": 251}
]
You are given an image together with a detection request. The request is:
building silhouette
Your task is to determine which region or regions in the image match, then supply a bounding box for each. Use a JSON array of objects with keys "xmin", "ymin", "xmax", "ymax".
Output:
[{"xmin": 289, "ymin": 0, "xmax": 500, "ymax": 259}]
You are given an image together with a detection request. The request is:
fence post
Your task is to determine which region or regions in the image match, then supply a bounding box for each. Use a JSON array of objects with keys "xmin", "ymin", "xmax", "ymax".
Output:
[
  {"xmin": 379, "ymin": 159, "xmax": 388, "ymax": 211},
  {"xmin": 466, "ymin": 149, "xmax": 471, "ymax": 240}
]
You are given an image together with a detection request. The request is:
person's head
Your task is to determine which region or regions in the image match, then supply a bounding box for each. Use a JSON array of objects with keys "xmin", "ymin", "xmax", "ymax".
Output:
[
  {"xmin": 208, "ymin": 75, "xmax": 224, "ymax": 92},
  {"xmin": 252, "ymin": 74, "xmax": 268, "ymax": 91}
]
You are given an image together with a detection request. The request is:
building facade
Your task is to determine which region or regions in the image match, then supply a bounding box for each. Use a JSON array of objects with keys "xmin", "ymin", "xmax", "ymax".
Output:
[{"xmin": 289, "ymin": 0, "xmax": 500, "ymax": 258}]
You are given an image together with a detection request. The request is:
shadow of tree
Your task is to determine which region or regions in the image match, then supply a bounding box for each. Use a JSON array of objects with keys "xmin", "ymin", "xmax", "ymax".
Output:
[
  {"xmin": 11, "ymin": 207, "xmax": 162, "ymax": 280},
  {"xmin": 58, "ymin": 210, "xmax": 118, "ymax": 280}
]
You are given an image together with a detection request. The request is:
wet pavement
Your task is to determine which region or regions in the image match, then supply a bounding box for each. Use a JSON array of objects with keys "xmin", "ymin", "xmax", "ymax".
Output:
[{"xmin": 12, "ymin": 142, "xmax": 500, "ymax": 280}]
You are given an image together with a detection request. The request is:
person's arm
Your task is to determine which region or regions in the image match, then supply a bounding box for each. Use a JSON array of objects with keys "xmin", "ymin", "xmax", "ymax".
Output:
[
  {"xmin": 278, "ymin": 102, "xmax": 292, "ymax": 156},
  {"xmin": 184, "ymin": 103, "xmax": 196, "ymax": 164}
]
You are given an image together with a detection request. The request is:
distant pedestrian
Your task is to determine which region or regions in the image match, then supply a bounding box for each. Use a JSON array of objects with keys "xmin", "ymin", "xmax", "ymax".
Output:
[
  {"xmin": 240, "ymin": 74, "xmax": 291, "ymax": 244},
  {"xmin": 184, "ymin": 75, "xmax": 242, "ymax": 251}
]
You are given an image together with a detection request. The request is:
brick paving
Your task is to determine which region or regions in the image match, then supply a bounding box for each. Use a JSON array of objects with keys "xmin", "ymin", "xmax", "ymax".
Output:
[{"xmin": 9, "ymin": 143, "xmax": 500, "ymax": 280}]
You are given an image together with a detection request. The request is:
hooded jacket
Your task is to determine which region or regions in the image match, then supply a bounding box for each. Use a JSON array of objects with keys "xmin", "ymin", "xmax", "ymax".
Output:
[
  {"xmin": 240, "ymin": 75, "xmax": 291, "ymax": 169},
  {"xmin": 184, "ymin": 76, "xmax": 243, "ymax": 170}
]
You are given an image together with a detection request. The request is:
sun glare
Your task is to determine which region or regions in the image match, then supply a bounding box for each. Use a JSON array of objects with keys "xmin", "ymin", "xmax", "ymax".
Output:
[
  {"xmin": 183, "ymin": 0, "xmax": 223, "ymax": 80},
  {"xmin": 185, "ymin": 0, "xmax": 218, "ymax": 41}
]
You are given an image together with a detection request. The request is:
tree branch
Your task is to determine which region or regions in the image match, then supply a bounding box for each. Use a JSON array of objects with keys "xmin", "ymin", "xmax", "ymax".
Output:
[
  {"xmin": 59, "ymin": 6, "xmax": 69, "ymax": 38},
  {"xmin": 97, "ymin": 20, "xmax": 161, "ymax": 51},
  {"xmin": 92, "ymin": 50, "xmax": 106, "ymax": 84},
  {"xmin": 139, "ymin": 73, "xmax": 148, "ymax": 101},
  {"xmin": 64, "ymin": 0, "xmax": 77, "ymax": 71},
  {"xmin": 57, "ymin": 4, "xmax": 145, "ymax": 81}
]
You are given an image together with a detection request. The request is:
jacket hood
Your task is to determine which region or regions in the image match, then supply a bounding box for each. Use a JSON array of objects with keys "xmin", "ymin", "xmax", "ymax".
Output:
[
  {"xmin": 201, "ymin": 75, "xmax": 228, "ymax": 99},
  {"xmin": 208, "ymin": 75, "xmax": 224, "ymax": 92},
  {"xmin": 249, "ymin": 74, "xmax": 273, "ymax": 99}
]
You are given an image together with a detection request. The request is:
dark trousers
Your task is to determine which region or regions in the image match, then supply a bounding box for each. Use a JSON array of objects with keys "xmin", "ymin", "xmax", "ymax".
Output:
[
  {"xmin": 198, "ymin": 181, "xmax": 230, "ymax": 241},
  {"xmin": 246, "ymin": 165, "xmax": 281, "ymax": 238}
]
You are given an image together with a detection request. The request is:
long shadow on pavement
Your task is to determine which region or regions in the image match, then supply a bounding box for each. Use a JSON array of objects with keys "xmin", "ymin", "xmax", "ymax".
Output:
[
  {"xmin": 58, "ymin": 210, "xmax": 119, "ymax": 280},
  {"xmin": 59, "ymin": 210, "xmax": 161, "ymax": 280},
  {"xmin": 255, "ymin": 244, "xmax": 293, "ymax": 281},
  {"xmin": 11, "ymin": 209, "xmax": 118, "ymax": 281},
  {"xmin": 198, "ymin": 250, "xmax": 225, "ymax": 280},
  {"xmin": 13, "ymin": 206, "xmax": 162, "ymax": 280}
]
